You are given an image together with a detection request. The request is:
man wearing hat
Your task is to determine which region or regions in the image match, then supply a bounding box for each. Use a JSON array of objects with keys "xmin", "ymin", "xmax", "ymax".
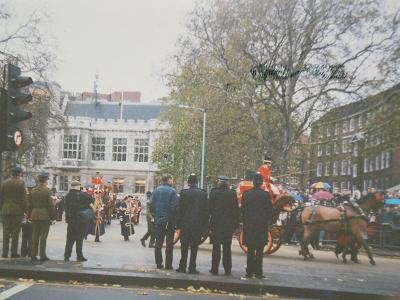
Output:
[
  {"xmin": 29, "ymin": 172, "xmax": 55, "ymax": 261},
  {"xmin": 258, "ymin": 155, "xmax": 273, "ymax": 187},
  {"xmin": 209, "ymin": 175, "xmax": 239, "ymax": 276},
  {"xmin": 242, "ymin": 173, "xmax": 273, "ymax": 279},
  {"xmin": 64, "ymin": 180, "xmax": 93, "ymax": 262},
  {"xmin": 176, "ymin": 174, "xmax": 208, "ymax": 274},
  {"xmin": 0, "ymin": 166, "xmax": 27, "ymax": 258}
]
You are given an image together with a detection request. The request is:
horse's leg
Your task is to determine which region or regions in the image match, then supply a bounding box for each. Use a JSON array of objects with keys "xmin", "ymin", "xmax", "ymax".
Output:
[
  {"xmin": 354, "ymin": 231, "xmax": 375, "ymax": 265},
  {"xmin": 300, "ymin": 226, "xmax": 313, "ymax": 259}
]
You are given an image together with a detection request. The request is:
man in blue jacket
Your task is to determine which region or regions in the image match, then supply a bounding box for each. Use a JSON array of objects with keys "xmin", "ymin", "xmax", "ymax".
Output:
[{"xmin": 150, "ymin": 174, "xmax": 178, "ymax": 269}]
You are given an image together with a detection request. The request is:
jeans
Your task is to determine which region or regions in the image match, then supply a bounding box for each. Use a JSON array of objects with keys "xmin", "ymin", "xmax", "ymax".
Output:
[{"xmin": 155, "ymin": 222, "xmax": 174, "ymax": 268}]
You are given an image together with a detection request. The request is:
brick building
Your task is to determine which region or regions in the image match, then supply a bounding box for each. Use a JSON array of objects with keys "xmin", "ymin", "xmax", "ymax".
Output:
[{"xmin": 309, "ymin": 84, "xmax": 400, "ymax": 193}]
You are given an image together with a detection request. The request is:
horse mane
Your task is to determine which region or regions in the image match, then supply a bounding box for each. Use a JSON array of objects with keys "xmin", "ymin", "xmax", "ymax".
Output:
[{"xmin": 357, "ymin": 192, "xmax": 378, "ymax": 205}]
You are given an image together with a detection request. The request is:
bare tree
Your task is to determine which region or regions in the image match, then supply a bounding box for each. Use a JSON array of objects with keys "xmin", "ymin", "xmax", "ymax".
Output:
[{"xmin": 168, "ymin": 0, "xmax": 400, "ymax": 174}]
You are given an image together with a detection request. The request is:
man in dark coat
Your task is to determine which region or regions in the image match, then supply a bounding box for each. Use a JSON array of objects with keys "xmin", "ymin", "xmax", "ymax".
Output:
[
  {"xmin": 209, "ymin": 176, "xmax": 239, "ymax": 275},
  {"xmin": 176, "ymin": 174, "xmax": 208, "ymax": 274},
  {"xmin": 64, "ymin": 181, "xmax": 93, "ymax": 262},
  {"xmin": 0, "ymin": 167, "xmax": 26, "ymax": 258},
  {"xmin": 242, "ymin": 173, "xmax": 273, "ymax": 279},
  {"xmin": 140, "ymin": 191, "xmax": 156, "ymax": 247},
  {"xmin": 150, "ymin": 175, "xmax": 178, "ymax": 269}
]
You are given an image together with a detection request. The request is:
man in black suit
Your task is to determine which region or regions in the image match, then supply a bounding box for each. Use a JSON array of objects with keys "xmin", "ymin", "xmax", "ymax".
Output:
[
  {"xmin": 242, "ymin": 173, "xmax": 273, "ymax": 279},
  {"xmin": 176, "ymin": 174, "xmax": 208, "ymax": 274},
  {"xmin": 208, "ymin": 176, "xmax": 239, "ymax": 275},
  {"xmin": 64, "ymin": 181, "xmax": 93, "ymax": 262}
]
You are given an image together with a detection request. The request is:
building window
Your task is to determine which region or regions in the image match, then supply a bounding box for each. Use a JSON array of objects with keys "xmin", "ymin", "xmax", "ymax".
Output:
[
  {"xmin": 375, "ymin": 154, "xmax": 380, "ymax": 170},
  {"xmin": 347, "ymin": 159, "xmax": 352, "ymax": 175},
  {"xmin": 381, "ymin": 151, "xmax": 385, "ymax": 170},
  {"xmin": 349, "ymin": 118, "xmax": 355, "ymax": 132},
  {"xmin": 333, "ymin": 161, "xmax": 338, "ymax": 176},
  {"xmin": 353, "ymin": 164, "xmax": 358, "ymax": 178},
  {"xmin": 353, "ymin": 143, "xmax": 358, "ymax": 157},
  {"xmin": 385, "ymin": 151, "xmax": 390, "ymax": 168},
  {"xmin": 333, "ymin": 182, "xmax": 339, "ymax": 193},
  {"xmin": 340, "ymin": 182, "xmax": 347, "ymax": 192},
  {"xmin": 358, "ymin": 115, "xmax": 363, "ymax": 128},
  {"xmin": 326, "ymin": 126, "xmax": 331, "ymax": 137},
  {"xmin": 112, "ymin": 138, "xmax": 127, "ymax": 161},
  {"xmin": 34, "ymin": 151, "xmax": 45, "ymax": 166},
  {"xmin": 369, "ymin": 159, "xmax": 375, "ymax": 172},
  {"xmin": 59, "ymin": 175, "xmax": 68, "ymax": 191},
  {"xmin": 325, "ymin": 162, "xmax": 330, "ymax": 176},
  {"xmin": 135, "ymin": 179, "xmax": 146, "ymax": 194},
  {"xmin": 364, "ymin": 158, "xmax": 369, "ymax": 173},
  {"xmin": 333, "ymin": 142, "xmax": 339, "ymax": 154},
  {"xmin": 342, "ymin": 139, "xmax": 347, "ymax": 153},
  {"xmin": 134, "ymin": 139, "xmax": 149, "ymax": 162},
  {"xmin": 317, "ymin": 163, "xmax": 323, "ymax": 177},
  {"xmin": 63, "ymin": 135, "xmax": 82, "ymax": 159},
  {"xmin": 317, "ymin": 144, "xmax": 323, "ymax": 157},
  {"xmin": 92, "ymin": 137, "xmax": 106, "ymax": 161},
  {"xmin": 341, "ymin": 160, "xmax": 347, "ymax": 175},
  {"xmin": 318, "ymin": 127, "xmax": 324, "ymax": 139},
  {"xmin": 325, "ymin": 143, "xmax": 331, "ymax": 156},
  {"xmin": 113, "ymin": 177, "xmax": 124, "ymax": 193},
  {"xmin": 342, "ymin": 121, "xmax": 348, "ymax": 134},
  {"xmin": 334, "ymin": 123, "xmax": 338, "ymax": 136}
]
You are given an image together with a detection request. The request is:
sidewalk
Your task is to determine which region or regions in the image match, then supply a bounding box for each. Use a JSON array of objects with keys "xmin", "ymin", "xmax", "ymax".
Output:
[{"xmin": 1, "ymin": 220, "xmax": 400, "ymax": 299}]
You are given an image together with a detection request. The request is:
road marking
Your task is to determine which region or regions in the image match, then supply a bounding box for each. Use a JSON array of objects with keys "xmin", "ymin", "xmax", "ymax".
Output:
[{"xmin": 0, "ymin": 283, "xmax": 33, "ymax": 299}]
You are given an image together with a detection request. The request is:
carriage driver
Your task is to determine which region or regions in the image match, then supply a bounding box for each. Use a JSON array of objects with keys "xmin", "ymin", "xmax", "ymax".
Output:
[{"xmin": 258, "ymin": 156, "xmax": 280, "ymax": 201}]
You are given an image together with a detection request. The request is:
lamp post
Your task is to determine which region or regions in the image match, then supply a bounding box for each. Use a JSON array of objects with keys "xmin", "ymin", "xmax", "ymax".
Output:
[{"xmin": 177, "ymin": 105, "xmax": 207, "ymax": 189}]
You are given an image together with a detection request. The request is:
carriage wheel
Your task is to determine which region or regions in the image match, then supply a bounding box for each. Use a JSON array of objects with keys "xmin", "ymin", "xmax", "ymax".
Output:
[
  {"xmin": 238, "ymin": 231, "xmax": 273, "ymax": 254},
  {"xmin": 265, "ymin": 225, "xmax": 283, "ymax": 255}
]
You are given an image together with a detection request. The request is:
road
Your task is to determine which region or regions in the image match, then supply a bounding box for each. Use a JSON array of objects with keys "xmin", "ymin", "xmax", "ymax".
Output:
[
  {"xmin": 0, "ymin": 279, "xmax": 300, "ymax": 300},
  {"xmin": 1, "ymin": 214, "xmax": 400, "ymax": 297}
]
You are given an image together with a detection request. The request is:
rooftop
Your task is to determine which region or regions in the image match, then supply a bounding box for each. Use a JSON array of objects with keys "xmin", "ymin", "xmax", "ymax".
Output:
[{"xmin": 64, "ymin": 101, "xmax": 164, "ymax": 121}]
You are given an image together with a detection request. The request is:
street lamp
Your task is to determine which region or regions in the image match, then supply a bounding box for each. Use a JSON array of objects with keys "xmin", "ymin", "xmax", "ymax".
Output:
[{"xmin": 177, "ymin": 104, "xmax": 207, "ymax": 189}]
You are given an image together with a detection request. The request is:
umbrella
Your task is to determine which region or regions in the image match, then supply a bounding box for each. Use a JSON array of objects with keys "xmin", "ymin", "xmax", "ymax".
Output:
[
  {"xmin": 311, "ymin": 182, "xmax": 331, "ymax": 189},
  {"xmin": 312, "ymin": 190, "xmax": 334, "ymax": 201},
  {"xmin": 385, "ymin": 199, "xmax": 400, "ymax": 206}
]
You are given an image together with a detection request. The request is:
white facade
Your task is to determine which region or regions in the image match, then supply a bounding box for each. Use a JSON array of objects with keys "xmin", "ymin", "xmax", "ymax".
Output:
[{"xmin": 43, "ymin": 98, "xmax": 167, "ymax": 194}]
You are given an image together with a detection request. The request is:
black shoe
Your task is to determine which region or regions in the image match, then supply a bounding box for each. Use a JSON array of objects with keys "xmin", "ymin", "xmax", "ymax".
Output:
[
  {"xmin": 225, "ymin": 271, "xmax": 231, "ymax": 276},
  {"xmin": 31, "ymin": 256, "xmax": 37, "ymax": 262},
  {"xmin": 77, "ymin": 257, "xmax": 87, "ymax": 262},
  {"xmin": 124, "ymin": 237, "xmax": 129, "ymax": 241},
  {"xmin": 40, "ymin": 256, "xmax": 50, "ymax": 261},
  {"xmin": 176, "ymin": 268, "xmax": 186, "ymax": 273},
  {"xmin": 244, "ymin": 273, "xmax": 253, "ymax": 278},
  {"xmin": 165, "ymin": 266, "xmax": 173, "ymax": 270},
  {"xmin": 95, "ymin": 239, "xmax": 101, "ymax": 243},
  {"xmin": 140, "ymin": 239, "xmax": 146, "ymax": 247},
  {"xmin": 255, "ymin": 274, "xmax": 265, "ymax": 279},
  {"xmin": 64, "ymin": 257, "xmax": 70, "ymax": 262},
  {"xmin": 209, "ymin": 270, "xmax": 218, "ymax": 275},
  {"xmin": 188, "ymin": 269, "xmax": 200, "ymax": 274},
  {"xmin": 156, "ymin": 264, "xmax": 164, "ymax": 269}
]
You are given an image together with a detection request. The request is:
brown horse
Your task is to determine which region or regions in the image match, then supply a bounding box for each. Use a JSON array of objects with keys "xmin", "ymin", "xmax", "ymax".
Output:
[{"xmin": 299, "ymin": 192, "xmax": 384, "ymax": 265}]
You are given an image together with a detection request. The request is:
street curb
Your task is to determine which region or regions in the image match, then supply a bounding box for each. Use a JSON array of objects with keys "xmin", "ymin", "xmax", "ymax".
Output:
[{"xmin": 0, "ymin": 264, "xmax": 397, "ymax": 300}]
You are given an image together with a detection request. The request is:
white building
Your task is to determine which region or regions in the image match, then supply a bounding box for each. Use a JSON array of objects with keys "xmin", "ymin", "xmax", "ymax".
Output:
[{"xmin": 42, "ymin": 96, "xmax": 167, "ymax": 195}]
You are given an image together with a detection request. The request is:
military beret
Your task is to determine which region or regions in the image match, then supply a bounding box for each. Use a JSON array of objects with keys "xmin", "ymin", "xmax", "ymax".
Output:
[
  {"xmin": 38, "ymin": 172, "xmax": 49, "ymax": 179},
  {"xmin": 11, "ymin": 166, "xmax": 23, "ymax": 173}
]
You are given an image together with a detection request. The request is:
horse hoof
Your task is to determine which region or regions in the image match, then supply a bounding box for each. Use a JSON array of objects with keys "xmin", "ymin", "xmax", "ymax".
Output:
[{"xmin": 309, "ymin": 254, "xmax": 314, "ymax": 259}]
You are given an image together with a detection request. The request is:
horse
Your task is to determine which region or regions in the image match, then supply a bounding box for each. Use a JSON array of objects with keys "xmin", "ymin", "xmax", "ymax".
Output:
[
  {"xmin": 104, "ymin": 199, "xmax": 116, "ymax": 225},
  {"xmin": 298, "ymin": 192, "xmax": 384, "ymax": 265}
]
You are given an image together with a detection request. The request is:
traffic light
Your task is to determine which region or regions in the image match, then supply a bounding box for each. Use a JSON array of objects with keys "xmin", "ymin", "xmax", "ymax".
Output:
[{"xmin": 0, "ymin": 64, "xmax": 33, "ymax": 151}]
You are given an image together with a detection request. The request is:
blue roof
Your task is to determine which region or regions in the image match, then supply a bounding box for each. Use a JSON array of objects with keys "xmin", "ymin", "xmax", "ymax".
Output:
[{"xmin": 64, "ymin": 102, "xmax": 164, "ymax": 121}]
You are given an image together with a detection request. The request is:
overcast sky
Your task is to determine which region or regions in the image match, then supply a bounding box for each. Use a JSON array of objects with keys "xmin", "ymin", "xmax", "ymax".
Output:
[{"xmin": 11, "ymin": 0, "xmax": 197, "ymax": 102}]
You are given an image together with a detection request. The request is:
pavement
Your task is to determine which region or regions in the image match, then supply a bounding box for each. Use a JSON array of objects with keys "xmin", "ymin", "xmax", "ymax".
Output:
[{"xmin": 0, "ymin": 215, "xmax": 400, "ymax": 299}]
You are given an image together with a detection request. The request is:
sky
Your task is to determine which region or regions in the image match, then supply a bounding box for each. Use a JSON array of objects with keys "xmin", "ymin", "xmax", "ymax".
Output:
[{"xmin": 10, "ymin": 0, "xmax": 197, "ymax": 102}]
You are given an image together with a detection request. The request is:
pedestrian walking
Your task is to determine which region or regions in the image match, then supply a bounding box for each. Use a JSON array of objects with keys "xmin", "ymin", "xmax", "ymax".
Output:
[
  {"xmin": 176, "ymin": 174, "xmax": 208, "ymax": 274},
  {"xmin": 0, "ymin": 166, "xmax": 27, "ymax": 258},
  {"xmin": 150, "ymin": 174, "xmax": 178, "ymax": 270},
  {"xmin": 29, "ymin": 172, "xmax": 55, "ymax": 261},
  {"xmin": 209, "ymin": 176, "xmax": 239, "ymax": 276},
  {"xmin": 140, "ymin": 191, "xmax": 156, "ymax": 247},
  {"xmin": 89, "ymin": 191, "xmax": 106, "ymax": 242},
  {"xmin": 117, "ymin": 195, "xmax": 135, "ymax": 241},
  {"xmin": 242, "ymin": 173, "xmax": 273, "ymax": 279},
  {"xmin": 64, "ymin": 181, "xmax": 94, "ymax": 262}
]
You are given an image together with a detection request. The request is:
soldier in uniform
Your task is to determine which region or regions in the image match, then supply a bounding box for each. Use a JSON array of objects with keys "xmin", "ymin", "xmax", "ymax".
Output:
[
  {"xmin": 117, "ymin": 195, "xmax": 135, "ymax": 241},
  {"xmin": 21, "ymin": 182, "xmax": 35, "ymax": 257},
  {"xmin": 209, "ymin": 176, "xmax": 239, "ymax": 276},
  {"xmin": 242, "ymin": 173, "xmax": 273, "ymax": 279},
  {"xmin": 29, "ymin": 172, "xmax": 55, "ymax": 261},
  {"xmin": 0, "ymin": 166, "xmax": 26, "ymax": 258},
  {"xmin": 176, "ymin": 174, "xmax": 208, "ymax": 274}
]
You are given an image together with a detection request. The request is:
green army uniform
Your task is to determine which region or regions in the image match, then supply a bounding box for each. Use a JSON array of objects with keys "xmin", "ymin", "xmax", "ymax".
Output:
[
  {"xmin": 29, "ymin": 184, "xmax": 54, "ymax": 259},
  {"xmin": 0, "ymin": 177, "xmax": 27, "ymax": 258}
]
